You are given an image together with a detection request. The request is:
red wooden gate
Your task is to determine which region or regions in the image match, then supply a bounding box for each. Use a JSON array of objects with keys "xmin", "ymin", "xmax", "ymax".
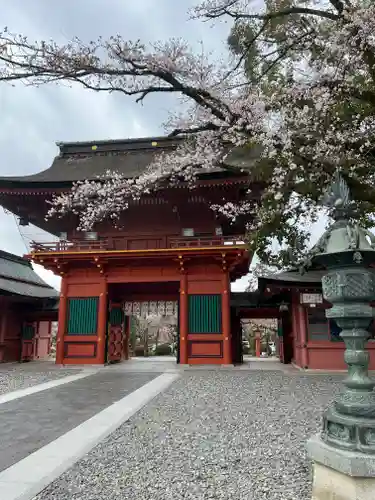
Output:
[
  {"xmin": 107, "ymin": 325, "xmax": 124, "ymax": 362},
  {"xmin": 107, "ymin": 304, "xmax": 125, "ymax": 363},
  {"xmin": 34, "ymin": 321, "xmax": 52, "ymax": 359}
]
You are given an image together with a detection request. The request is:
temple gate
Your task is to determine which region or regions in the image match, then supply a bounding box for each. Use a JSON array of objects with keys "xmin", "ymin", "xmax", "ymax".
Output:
[{"xmin": 0, "ymin": 136, "xmax": 257, "ymax": 366}]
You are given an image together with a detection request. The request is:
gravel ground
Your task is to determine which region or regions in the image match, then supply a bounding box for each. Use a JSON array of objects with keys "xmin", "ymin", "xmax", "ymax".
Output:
[
  {"xmin": 0, "ymin": 365, "xmax": 82, "ymax": 395},
  {"xmin": 34, "ymin": 370, "xmax": 343, "ymax": 500}
]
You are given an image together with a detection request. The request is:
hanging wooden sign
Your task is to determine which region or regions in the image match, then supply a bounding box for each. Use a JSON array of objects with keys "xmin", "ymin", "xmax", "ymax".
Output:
[
  {"xmin": 123, "ymin": 300, "xmax": 178, "ymax": 317},
  {"xmin": 300, "ymin": 293, "xmax": 323, "ymax": 305}
]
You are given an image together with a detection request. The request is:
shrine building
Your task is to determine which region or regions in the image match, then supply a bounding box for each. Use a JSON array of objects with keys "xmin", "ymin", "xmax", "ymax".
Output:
[
  {"xmin": 0, "ymin": 250, "xmax": 58, "ymax": 362},
  {"xmin": 253, "ymin": 269, "xmax": 375, "ymax": 371},
  {"xmin": 0, "ymin": 136, "xmax": 256, "ymax": 365}
]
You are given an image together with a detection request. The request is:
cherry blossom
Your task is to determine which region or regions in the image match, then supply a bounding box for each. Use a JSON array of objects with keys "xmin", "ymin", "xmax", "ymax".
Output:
[{"xmin": 0, "ymin": 1, "xmax": 374, "ymax": 265}]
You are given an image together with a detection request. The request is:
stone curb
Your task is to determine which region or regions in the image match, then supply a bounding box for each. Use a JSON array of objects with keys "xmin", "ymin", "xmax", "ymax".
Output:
[{"xmin": 0, "ymin": 370, "xmax": 98, "ymax": 405}]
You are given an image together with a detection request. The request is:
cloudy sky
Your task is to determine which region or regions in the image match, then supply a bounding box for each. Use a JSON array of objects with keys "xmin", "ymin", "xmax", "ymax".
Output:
[{"xmin": 0, "ymin": 0, "xmax": 326, "ymax": 292}]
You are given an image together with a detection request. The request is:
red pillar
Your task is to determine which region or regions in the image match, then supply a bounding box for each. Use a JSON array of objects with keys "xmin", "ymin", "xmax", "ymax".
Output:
[
  {"xmin": 255, "ymin": 332, "xmax": 261, "ymax": 358},
  {"xmin": 47, "ymin": 321, "xmax": 52, "ymax": 356},
  {"xmin": 222, "ymin": 273, "xmax": 232, "ymax": 364},
  {"xmin": 97, "ymin": 281, "xmax": 108, "ymax": 365},
  {"xmin": 298, "ymin": 304, "xmax": 309, "ymax": 369},
  {"xmin": 55, "ymin": 278, "xmax": 68, "ymax": 365},
  {"xmin": 179, "ymin": 274, "xmax": 188, "ymax": 364}
]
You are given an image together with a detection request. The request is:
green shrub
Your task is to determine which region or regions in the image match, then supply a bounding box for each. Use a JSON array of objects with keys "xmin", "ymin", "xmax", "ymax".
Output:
[
  {"xmin": 154, "ymin": 343, "xmax": 172, "ymax": 355},
  {"xmin": 242, "ymin": 346, "xmax": 249, "ymax": 355}
]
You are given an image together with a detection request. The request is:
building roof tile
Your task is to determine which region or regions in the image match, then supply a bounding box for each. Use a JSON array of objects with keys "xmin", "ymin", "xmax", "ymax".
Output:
[
  {"xmin": 0, "ymin": 135, "xmax": 256, "ymax": 186},
  {"xmin": 0, "ymin": 250, "xmax": 58, "ymax": 298},
  {"xmin": 259, "ymin": 270, "xmax": 324, "ymax": 284},
  {"xmin": 0, "ymin": 137, "xmax": 180, "ymax": 185}
]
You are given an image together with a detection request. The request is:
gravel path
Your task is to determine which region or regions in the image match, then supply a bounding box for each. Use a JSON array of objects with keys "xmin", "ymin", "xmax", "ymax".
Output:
[
  {"xmin": 34, "ymin": 370, "xmax": 343, "ymax": 500},
  {"xmin": 0, "ymin": 365, "xmax": 81, "ymax": 395}
]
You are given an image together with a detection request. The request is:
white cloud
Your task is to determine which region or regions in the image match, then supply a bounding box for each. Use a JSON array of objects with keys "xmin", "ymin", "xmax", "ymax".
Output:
[
  {"xmin": 33, "ymin": 264, "xmax": 61, "ymax": 291},
  {"xmin": 231, "ymin": 274, "xmax": 250, "ymax": 292}
]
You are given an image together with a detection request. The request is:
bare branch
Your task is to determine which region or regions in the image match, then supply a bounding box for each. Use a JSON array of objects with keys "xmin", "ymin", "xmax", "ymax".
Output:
[
  {"xmin": 223, "ymin": 20, "xmax": 269, "ymax": 83},
  {"xmin": 194, "ymin": 3, "xmax": 340, "ymax": 22},
  {"xmin": 0, "ymin": 32, "xmax": 235, "ymax": 124},
  {"xmin": 168, "ymin": 122, "xmax": 220, "ymax": 137},
  {"xmin": 222, "ymin": 7, "xmax": 339, "ymax": 21},
  {"xmin": 328, "ymin": 0, "xmax": 345, "ymax": 14}
]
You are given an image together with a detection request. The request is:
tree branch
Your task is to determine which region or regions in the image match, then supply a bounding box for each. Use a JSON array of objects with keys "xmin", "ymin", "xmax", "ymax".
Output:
[
  {"xmin": 223, "ymin": 20, "xmax": 269, "ymax": 83},
  {"xmin": 0, "ymin": 33, "xmax": 236, "ymax": 124},
  {"xmin": 328, "ymin": 0, "xmax": 345, "ymax": 14},
  {"xmin": 168, "ymin": 122, "xmax": 220, "ymax": 137},
  {"xmin": 203, "ymin": 6, "xmax": 339, "ymax": 22}
]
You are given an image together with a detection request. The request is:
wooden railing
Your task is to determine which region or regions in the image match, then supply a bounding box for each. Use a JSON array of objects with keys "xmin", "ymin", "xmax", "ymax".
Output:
[
  {"xmin": 31, "ymin": 239, "xmax": 109, "ymax": 253},
  {"xmin": 30, "ymin": 235, "xmax": 246, "ymax": 253},
  {"xmin": 169, "ymin": 236, "xmax": 246, "ymax": 248}
]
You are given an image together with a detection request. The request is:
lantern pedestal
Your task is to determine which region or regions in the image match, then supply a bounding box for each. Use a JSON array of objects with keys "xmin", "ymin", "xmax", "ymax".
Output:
[{"xmin": 307, "ymin": 434, "xmax": 375, "ymax": 500}]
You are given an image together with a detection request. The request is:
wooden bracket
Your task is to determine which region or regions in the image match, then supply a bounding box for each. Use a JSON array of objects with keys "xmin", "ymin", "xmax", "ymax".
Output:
[
  {"xmin": 229, "ymin": 251, "xmax": 244, "ymax": 272},
  {"xmin": 175, "ymin": 254, "xmax": 190, "ymax": 274},
  {"xmin": 221, "ymin": 252, "xmax": 227, "ymax": 271},
  {"xmin": 56, "ymin": 261, "xmax": 68, "ymax": 276},
  {"xmin": 178, "ymin": 254, "xmax": 185, "ymax": 273},
  {"xmin": 93, "ymin": 256, "xmax": 108, "ymax": 275}
]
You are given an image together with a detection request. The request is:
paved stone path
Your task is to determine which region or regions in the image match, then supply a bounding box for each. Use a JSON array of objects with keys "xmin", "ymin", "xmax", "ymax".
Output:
[
  {"xmin": 0, "ymin": 359, "xmax": 346, "ymax": 500},
  {"xmin": 33, "ymin": 370, "xmax": 344, "ymax": 500},
  {"xmin": 0, "ymin": 370, "xmax": 157, "ymax": 472}
]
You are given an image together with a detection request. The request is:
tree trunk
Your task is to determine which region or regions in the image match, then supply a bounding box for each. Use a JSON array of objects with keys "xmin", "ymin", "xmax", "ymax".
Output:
[
  {"xmin": 144, "ymin": 327, "xmax": 148, "ymax": 357},
  {"xmin": 130, "ymin": 316, "xmax": 137, "ymax": 353}
]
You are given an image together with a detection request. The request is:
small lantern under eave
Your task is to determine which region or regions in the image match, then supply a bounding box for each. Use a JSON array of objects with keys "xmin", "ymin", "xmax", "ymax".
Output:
[
  {"xmin": 19, "ymin": 216, "xmax": 30, "ymax": 226},
  {"xmin": 304, "ymin": 172, "xmax": 375, "ymax": 454}
]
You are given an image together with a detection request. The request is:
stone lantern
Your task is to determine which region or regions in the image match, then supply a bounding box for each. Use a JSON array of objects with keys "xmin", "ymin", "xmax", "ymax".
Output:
[{"xmin": 305, "ymin": 173, "xmax": 375, "ymax": 499}]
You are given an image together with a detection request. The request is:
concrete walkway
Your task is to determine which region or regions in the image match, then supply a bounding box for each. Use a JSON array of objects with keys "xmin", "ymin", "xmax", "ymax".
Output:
[
  {"xmin": 112, "ymin": 356, "xmax": 295, "ymax": 373},
  {"xmin": 0, "ymin": 370, "xmax": 97, "ymax": 405}
]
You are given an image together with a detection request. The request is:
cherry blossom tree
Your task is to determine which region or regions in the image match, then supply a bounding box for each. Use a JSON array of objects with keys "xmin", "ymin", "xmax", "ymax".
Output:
[{"xmin": 0, "ymin": 0, "xmax": 374, "ymax": 266}]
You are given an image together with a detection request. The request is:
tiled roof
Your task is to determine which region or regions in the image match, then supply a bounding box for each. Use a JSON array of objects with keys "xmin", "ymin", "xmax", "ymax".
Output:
[
  {"xmin": 0, "ymin": 136, "xmax": 258, "ymax": 185},
  {"xmin": 0, "ymin": 250, "xmax": 58, "ymax": 298},
  {"xmin": 0, "ymin": 277, "xmax": 58, "ymax": 298},
  {"xmin": 0, "ymin": 137, "xmax": 180, "ymax": 184},
  {"xmin": 230, "ymin": 291, "xmax": 281, "ymax": 307},
  {"xmin": 259, "ymin": 270, "xmax": 324, "ymax": 285}
]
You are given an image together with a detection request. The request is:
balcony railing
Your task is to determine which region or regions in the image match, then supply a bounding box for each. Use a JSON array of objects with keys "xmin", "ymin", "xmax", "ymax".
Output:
[
  {"xmin": 169, "ymin": 236, "xmax": 245, "ymax": 248},
  {"xmin": 31, "ymin": 240, "xmax": 108, "ymax": 253},
  {"xmin": 30, "ymin": 235, "xmax": 246, "ymax": 253}
]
